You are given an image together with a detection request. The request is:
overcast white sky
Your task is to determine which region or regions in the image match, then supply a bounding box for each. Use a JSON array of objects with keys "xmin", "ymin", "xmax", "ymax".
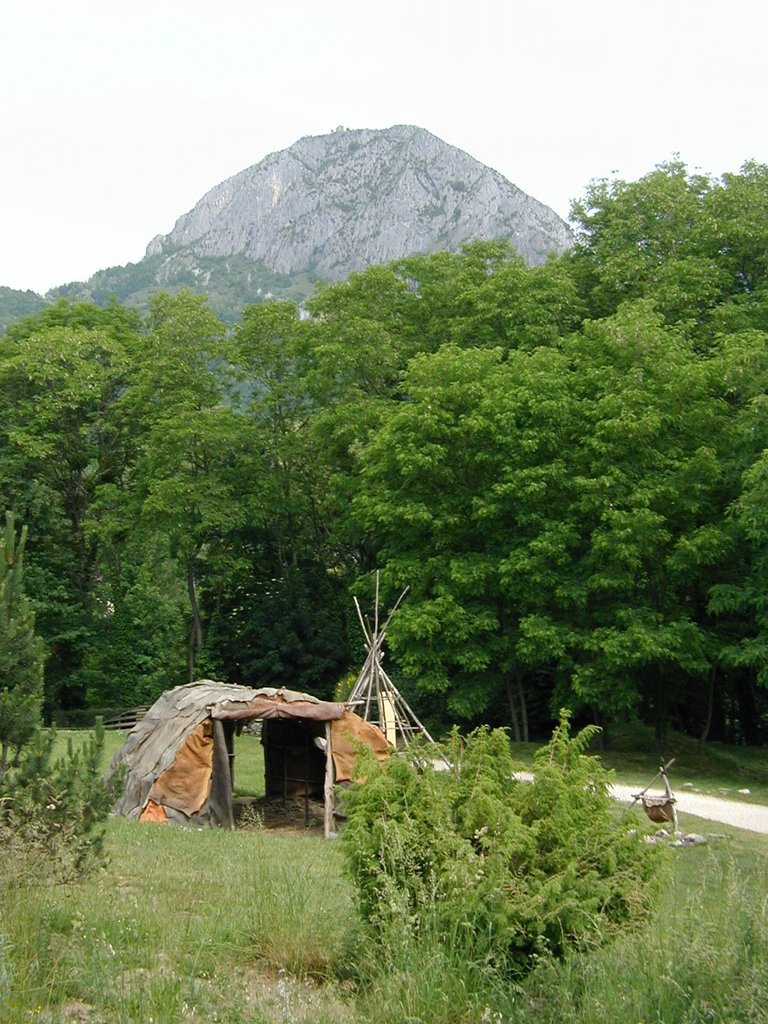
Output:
[{"xmin": 2, "ymin": 0, "xmax": 766, "ymax": 294}]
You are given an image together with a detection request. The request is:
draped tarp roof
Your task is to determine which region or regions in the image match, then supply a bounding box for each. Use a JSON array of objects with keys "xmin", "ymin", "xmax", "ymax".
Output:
[{"xmin": 108, "ymin": 680, "xmax": 390, "ymax": 825}]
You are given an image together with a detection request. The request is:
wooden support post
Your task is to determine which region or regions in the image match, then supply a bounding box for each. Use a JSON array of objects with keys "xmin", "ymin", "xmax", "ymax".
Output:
[
  {"xmin": 304, "ymin": 732, "xmax": 310, "ymax": 827},
  {"xmin": 224, "ymin": 720, "xmax": 236, "ymax": 793},
  {"xmin": 211, "ymin": 719, "xmax": 235, "ymax": 830},
  {"xmin": 660, "ymin": 762, "xmax": 679, "ymax": 834},
  {"xmin": 323, "ymin": 722, "xmax": 335, "ymax": 839}
]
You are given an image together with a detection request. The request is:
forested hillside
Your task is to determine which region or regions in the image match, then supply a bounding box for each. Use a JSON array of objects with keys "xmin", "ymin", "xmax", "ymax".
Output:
[{"xmin": 2, "ymin": 159, "xmax": 768, "ymax": 747}]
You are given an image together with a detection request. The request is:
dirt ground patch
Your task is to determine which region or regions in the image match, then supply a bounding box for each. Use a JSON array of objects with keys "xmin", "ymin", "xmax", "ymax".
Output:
[{"xmin": 233, "ymin": 795, "xmax": 326, "ymax": 833}]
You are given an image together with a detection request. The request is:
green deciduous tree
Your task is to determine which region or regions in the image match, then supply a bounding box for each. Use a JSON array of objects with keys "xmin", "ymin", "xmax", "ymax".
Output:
[
  {"xmin": 708, "ymin": 357, "xmax": 768, "ymax": 739},
  {"xmin": 93, "ymin": 290, "xmax": 246, "ymax": 684},
  {"xmin": 350, "ymin": 298, "xmax": 747, "ymax": 743},
  {"xmin": 304, "ymin": 245, "xmax": 587, "ymax": 727},
  {"xmin": 565, "ymin": 159, "xmax": 768, "ymax": 742},
  {"xmin": 568, "ymin": 161, "xmax": 726, "ymax": 326},
  {"xmin": 351, "ymin": 342, "xmax": 580, "ymax": 737},
  {"xmin": 0, "ymin": 302, "xmax": 138, "ymax": 713},
  {"xmin": 202, "ymin": 300, "xmax": 351, "ymax": 695},
  {"xmin": 559, "ymin": 304, "xmax": 734, "ymax": 744},
  {"xmin": 570, "ymin": 159, "xmax": 768, "ymax": 339}
]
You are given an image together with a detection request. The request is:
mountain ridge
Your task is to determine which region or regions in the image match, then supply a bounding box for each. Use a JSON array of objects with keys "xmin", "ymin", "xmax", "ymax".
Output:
[
  {"xmin": 2, "ymin": 125, "xmax": 573, "ymax": 328},
  {"xmin": 147, "ymin": 124, "xmax": 571, "ymax": 275}
]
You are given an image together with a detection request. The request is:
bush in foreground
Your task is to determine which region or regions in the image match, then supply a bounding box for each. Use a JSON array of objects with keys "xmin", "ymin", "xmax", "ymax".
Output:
[{"xmin": 342, "ymin": 712, "xmax": 665, "ymax": 982}]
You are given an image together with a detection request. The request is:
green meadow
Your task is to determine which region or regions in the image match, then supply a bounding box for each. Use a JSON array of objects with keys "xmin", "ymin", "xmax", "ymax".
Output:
[{"xmin": 1, "ymin": 731, "xmax": 767, "ymax": 1024}]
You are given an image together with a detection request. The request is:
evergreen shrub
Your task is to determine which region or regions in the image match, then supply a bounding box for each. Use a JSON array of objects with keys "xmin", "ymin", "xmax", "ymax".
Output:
[
  {"xmin": 342, "ymin": 711, "xmax": 665, "ymax": 977},
  {"xmin": 0, "ymin": 719, "xmax": 119, "ymax": 884}
]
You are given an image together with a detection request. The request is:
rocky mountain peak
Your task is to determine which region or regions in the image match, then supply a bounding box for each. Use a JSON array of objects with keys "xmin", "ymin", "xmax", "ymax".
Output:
[
  {"xmin": 6, "ymin": 126, "xmax": 575, "ymax": 327},
  {"xmin": 148, "ymin": 125, "xmax": 571, "ymax": 276}
]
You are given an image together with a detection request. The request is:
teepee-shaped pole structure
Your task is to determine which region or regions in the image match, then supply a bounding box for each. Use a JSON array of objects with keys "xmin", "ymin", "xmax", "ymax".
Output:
[{"xmin": 347, "ymin": 573, "xmax": 435, "ymax": 748}]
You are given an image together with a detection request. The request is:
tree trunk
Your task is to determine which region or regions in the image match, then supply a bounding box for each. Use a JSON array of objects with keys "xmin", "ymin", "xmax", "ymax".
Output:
[
  {"xmin": 0, "ymin": 740, "xmax": 8, "ymax": 788},
  {"xmin": 699, "ymin": 665, "xmax": 716, "ymax": 754},
  {"xmin": 654, "ymin": 675, "xmax": 669, "ymax": 755},
  {"xmin": 592, "ymin": 707, "xmax": 608, "ymax": 751},
  {"xmin": 506, "ymin": 678, "xmax": 522, "ymax": 743},
  {"xmin": 187, "ymin": 557, "xmax": 203, "ymax": 681},
  {"xmin": 516, "ymin": 673, "xmax": 529, "ymax": 744},
  {"xmin": 735, "ymin": 670, "xmax": 760, "ymax": 745}
]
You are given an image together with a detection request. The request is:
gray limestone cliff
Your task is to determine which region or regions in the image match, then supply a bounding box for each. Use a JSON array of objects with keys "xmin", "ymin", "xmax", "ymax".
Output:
[
  {"xmin": 147, "ymin": 125, "xmax": 571, "ymax": 276},
  {"xmin": 32, "ymin": 125, "xmax": 574, "ymax": 325}
]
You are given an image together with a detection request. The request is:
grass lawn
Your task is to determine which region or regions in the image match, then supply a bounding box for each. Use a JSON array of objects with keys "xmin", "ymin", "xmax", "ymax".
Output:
[
  {"xmin": 5, "ymin": 726, "xmax": 762, "ymax": 1023},
  {"xmin": 3, "ymin": 806, "xmax": 767, "ymax": 1023},
  {"xmin": 608, "ymin": 752, "xmax": 768, "ymax": 806},
  {"xmin": 2, "ymin": 820, "xmax": 355, "ymax": 1023}
]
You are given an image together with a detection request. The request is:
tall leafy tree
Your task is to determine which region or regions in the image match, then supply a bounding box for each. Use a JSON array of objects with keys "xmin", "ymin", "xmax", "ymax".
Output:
[
  {"xmin": 352, "ymin": 343, "xmax": 581, "ymax": 737},
  {"xmin": 568, "ymin": 161, "xmax": 726, "ymax": 326},
  {"xmin": 0, "ymin": 302, "xmax": 137, "ymax": 712},
  {"xmin": 558, "ymin": 304, "xmax": 735, "ymax": 743},
  {"xmin": 567, "ymin": 159, "xmax": 768, "ymax": 741},
  {"xmin": 94, "ymin": 291, "xmax": 246, "ymax": 683},
  {"xmin": 203, "ymin": 300, "xmax": 351, "ymax": 695},
  {"xmin": 705, "ymin": 327, "xmax": 768, "ymax": 740},
  {"xmin": 350, "ymin": 298, "xmax": 749, "ymax": 744},
  {"xmin": 569, "ymin": 160, "xmax": 768, "ymax": 339}
]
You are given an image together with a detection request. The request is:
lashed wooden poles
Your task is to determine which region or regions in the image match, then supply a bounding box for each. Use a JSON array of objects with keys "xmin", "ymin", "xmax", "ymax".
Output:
[{"xmin": 347, "ymin": 575, "xmax": 435, "ymax": 747}]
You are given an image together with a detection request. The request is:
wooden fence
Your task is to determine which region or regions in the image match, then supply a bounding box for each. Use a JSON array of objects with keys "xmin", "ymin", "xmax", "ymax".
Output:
[{"xmin": 103, "ymin": 706, "xmax": 151, "ymax": 730}]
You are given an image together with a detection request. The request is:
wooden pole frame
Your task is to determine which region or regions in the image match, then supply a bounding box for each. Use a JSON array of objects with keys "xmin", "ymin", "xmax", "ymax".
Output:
[{"xmin": 347, "ymin": 574, "xmax": 435, "ymax": 747}]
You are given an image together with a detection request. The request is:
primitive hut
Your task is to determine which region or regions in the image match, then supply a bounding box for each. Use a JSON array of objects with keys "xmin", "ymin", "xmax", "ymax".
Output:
[{"xmin": 108, "ymin": 680, "xmax": 390, "ymax": 836}]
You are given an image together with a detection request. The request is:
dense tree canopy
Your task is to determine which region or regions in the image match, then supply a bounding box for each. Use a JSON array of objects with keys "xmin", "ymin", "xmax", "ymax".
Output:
[{"xmin": 2, "ymin": 161, "xmax": 768, "ymax": 745}]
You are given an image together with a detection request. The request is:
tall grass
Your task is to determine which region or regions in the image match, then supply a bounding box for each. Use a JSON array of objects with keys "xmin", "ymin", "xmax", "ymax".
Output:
[
  {"xmin": 3, "ymin": 733, "xmax": 767, "ymax": 1022},
  {"xmin": 3, "ymin": 820, "xmax": 768, "ymax": 1023},
  {"xmin": 525, "ymin": 844, "xmax": 768, "ymax": 1023},
  {"xmin": 345, "ymin": 838, "xmax": 768, "ymax": 1024},
  {"xmin": 245, "ymin": 832, "xmax": 354, "ymax": 978},
  {"xmin": 1, "ymin": 820, "xmax": 357, "ymax": 1023},
  {"xmin": 347, "ymin": 914, "xmax": 523, "ymax": 1024}
]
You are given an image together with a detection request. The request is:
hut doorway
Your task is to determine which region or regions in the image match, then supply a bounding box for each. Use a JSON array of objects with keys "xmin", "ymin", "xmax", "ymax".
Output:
[{"xmin": 228, "ymin": 717, "xmax": 330, "ymax": 831}]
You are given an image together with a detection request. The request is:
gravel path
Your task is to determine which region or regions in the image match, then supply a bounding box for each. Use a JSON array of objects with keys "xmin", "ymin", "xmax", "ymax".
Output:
[
  {"xmin": 610, "ymin": 783, "xmax": 768, "ymax": 836},
  {"xmin": 514, "ymin": 772, "xmax": 768, "ymax": 835}
]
